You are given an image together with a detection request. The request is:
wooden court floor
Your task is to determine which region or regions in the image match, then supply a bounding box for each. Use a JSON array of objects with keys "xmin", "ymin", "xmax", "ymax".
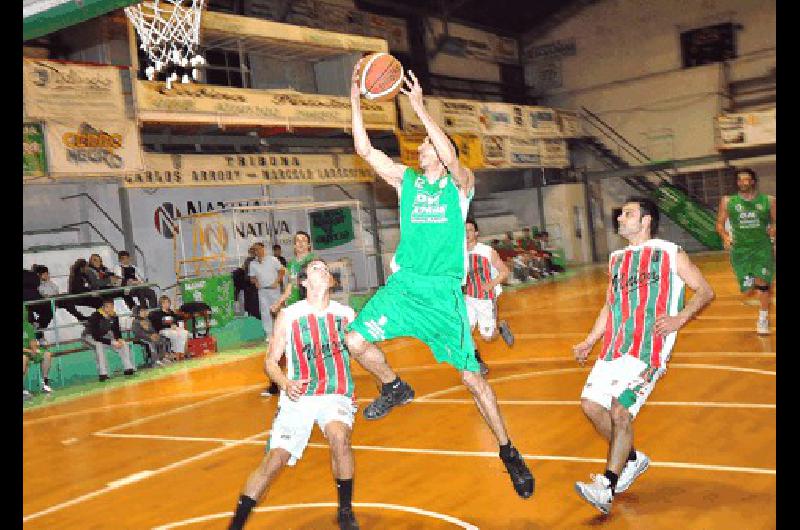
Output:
[{"xmin": 22, "ymin": 251, "xmax": 776, "ymax": 529}]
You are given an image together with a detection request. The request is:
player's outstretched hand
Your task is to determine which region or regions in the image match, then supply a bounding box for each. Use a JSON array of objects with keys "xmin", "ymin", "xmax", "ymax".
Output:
[
  {"xmin": 285, "ymin": 378, "xmax": 310, "ymax": 401},
  {"xmin": 399, "ymin": 70, "xmax": 424, "ymax": 107},
  {"xmin": 573, "ymin": 340, "xmax": 593, "ymax": 366}
]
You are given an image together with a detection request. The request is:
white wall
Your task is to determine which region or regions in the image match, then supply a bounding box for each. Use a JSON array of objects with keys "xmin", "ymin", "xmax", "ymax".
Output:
[{"xmin": 542, "ymin": 183, "xmax": 591, "ymax": 263}]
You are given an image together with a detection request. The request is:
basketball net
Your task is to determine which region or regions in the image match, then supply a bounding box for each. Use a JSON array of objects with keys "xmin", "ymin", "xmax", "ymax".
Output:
[{"xmin": 124, "ymin": 1, "xmax": 206, "ymax": 89}]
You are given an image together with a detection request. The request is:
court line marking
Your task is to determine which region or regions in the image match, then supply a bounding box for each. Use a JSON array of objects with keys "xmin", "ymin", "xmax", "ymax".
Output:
[
  {"xmin": 23, "ymin": 386, "xmax": 250, "ymax": 426},
  {"xmin": 27, "ymin": 353, "xmax": 775, "ymax": 426},
  {"xmin": 417, "ymin": 364, "xmax": 775, "ymax": 401},
  {"xmin": 22, "ymin": 430, "xmax": 269, "ymax": 523},
  {"xmin": 92, "ymin": 432, "xmax": 776, "ymax": 477},
  {"xmin": 398, "ymin": 399, "xmax": 775, "ymax": 409},
  {"xmin": 93, "ymin": 383, "xmax": 264, "ymax": 435},
  {"xmin": 152, "ymin": 502, "xmax": 479, "ymax": 530},
  {"xmin": 513, "ymin": 327, "xmax": 774, "ymax": 339}
]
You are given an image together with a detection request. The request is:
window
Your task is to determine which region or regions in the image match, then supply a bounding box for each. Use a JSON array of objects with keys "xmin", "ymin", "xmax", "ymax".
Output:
[
  {"xmin": 199, "ymin": 47, "xmax": 250, "ymax": 88},
  {"xmin": 681, "ymin": 23, "xmax": 738, "ymax": 68}
]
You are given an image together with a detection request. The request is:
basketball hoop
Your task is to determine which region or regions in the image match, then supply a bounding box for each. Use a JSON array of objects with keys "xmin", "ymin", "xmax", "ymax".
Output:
[{"xmin": 124, "ymin": 1, "xmax": 207, "ymax": 89}]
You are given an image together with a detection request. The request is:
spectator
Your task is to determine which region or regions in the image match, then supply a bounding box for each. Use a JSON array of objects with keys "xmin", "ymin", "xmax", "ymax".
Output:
[
  {"xmin": 23, "ymin": 266, "xmax": 52, "ymax": 338},
  {"xmin": 272, "ymin": 231, "xmax": 316, "ymax": 313},
  {"xmin": 23, "ymin": 337, "xmax": 53, "ymax": 398},
  {"xmin": 67, "ymin": 258, "xmax": 102, "ymax": 320},
  {"xmin": 114, "ymin": 250, "xmax": 158, "ymax": 309},
  {"xmin": 82, "ymin": 297, "xmax": 136, "ymax": 382},
  {"xmin": 86, "ymin": 254, "xmax": 122, "ymax": 290},
  {"xmin": 248, "ymin": 242, "xmax": 285, "ymax": 338},
  {"xmin": 149, "ymin": 295, "xmax": 190, "ymax": 360},
  {"xmin": 131, "ymin": 305, "xmax": 171, "ymax": 366},
  {"xmin": 234, "ymin": 245, "xmax": 260, "ymax": 319},
  {"xmin": 538, "ymin": 231, "xmax": 564, "ymax": 273},
  {"xmin": 272, "ymin": 244, "xmax": 288, "ymax": 267}
]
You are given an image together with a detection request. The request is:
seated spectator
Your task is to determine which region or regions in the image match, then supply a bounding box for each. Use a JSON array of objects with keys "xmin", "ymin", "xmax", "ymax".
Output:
[
  {"xmin": 114, "ymin": 250, "xmax": 158, "ymax": 309},
  {"xmin": 23, "ymin": 266, "xmax": 52, "ymax": 338},
  {"xmin": 23, "ymin": 337, "xmax": 53, "ymax": 399},
  {"xmin": 272, "ymin": 244, "xmax": 288, "ymax": 267},
  {"xmin": 537, "ymin": 231, "xmax": 564, "ymax": 274},
  {"xmin": 149, "ymin": 295, "xmax": 190, "ymax": 360},
  {"xmin": 82, "ymin": 297, "xmax": 136, "ymax": 382},
  {"xmin": 67, "ymin": 259, "xmax": 102, "ymax": 320},
  {"xmin": 86, "ymin": 254, "xmax": 122, "ymax": 290},
  {"xmin": 131, "ymin": 305, "xmax": 172, "ymax": 366}
]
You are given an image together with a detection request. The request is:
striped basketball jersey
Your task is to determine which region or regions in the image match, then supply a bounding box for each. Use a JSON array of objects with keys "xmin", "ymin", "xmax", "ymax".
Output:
[
  {"xmin": 465, "ymin": 242, "xmax": 502, "ymax": 300},
  {"xmin": 281, "ymin": 300, "xmax": 356, "ymax": 397},
  {"xmin": 600, "ymin": 239, "xmax": 686, "ymax": 369}
]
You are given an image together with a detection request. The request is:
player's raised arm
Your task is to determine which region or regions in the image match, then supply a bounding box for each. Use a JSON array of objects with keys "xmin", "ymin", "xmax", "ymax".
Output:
[
  {"xmin": 350, "ymin": 60, "xmax": 407, "ymax": 192},
  {"xmin": 399, "ymin": 70, "xmax": 474, "ymax": 195}
]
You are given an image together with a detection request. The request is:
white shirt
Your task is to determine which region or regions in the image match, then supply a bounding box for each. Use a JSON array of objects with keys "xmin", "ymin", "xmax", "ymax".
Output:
[
  {"xmin": 38, "ymin": 280, "xmax": 60, "ymax": 298},
  {"xmin": 249, "ymin": 256, "xmax": 284, "ymax": 291}
]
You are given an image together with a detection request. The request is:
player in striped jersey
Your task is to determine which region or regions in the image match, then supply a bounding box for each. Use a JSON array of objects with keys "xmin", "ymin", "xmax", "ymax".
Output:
[
  {"xmin": 464, "ymin": 218, "xmax": 514, "ymax": 375},
  {"xmin": 228, "ymin": 259, "xmax": 361, "ymax": 530},
  {"xmin": 572, "ymin": 197, "xmax": 714, "ymax": 515}
]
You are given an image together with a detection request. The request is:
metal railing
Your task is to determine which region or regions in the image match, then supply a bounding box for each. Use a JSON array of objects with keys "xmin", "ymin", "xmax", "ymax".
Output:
[{"xmin": 61, "ymin": 193, "xmax": 149, "ymax": 277}]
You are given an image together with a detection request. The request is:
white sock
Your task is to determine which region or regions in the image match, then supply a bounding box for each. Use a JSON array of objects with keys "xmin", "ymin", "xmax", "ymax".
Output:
[{"xmin": 758, "ymin": 310, "xmax": 768, "ymax": 321}]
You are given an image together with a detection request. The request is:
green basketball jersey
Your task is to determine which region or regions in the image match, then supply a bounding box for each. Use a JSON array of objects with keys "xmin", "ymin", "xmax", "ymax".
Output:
[
  {"xmin": 286, "ymin": 252, "xmax": 317, "ymax": 306},
  {"xmin": 392, "ymin": 167, "xmax": 472, "ymax": 281},
  {"xmin": 727, "ymin": 193, "xmax": 772, "ymax": 248}
]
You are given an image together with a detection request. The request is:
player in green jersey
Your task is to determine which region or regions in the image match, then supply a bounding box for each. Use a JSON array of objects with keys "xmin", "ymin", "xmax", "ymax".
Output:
[
  {"xmin": 228, "ymin": 259, "xmax": 360, "ymax": 530},
  {"xmin": 347, "ymin": 60, "xmax": 533, "ymax": 499},
  {"xmin": 572, "ymin": 198, "xmax": 714, "ymax": 514},
  {"xmin": 716, "ymin": 168, "xmax": 776, "ymax": 335},
  {"xmin": 272, "ymin": 231, "xmax": 317, "ymax": 312}
]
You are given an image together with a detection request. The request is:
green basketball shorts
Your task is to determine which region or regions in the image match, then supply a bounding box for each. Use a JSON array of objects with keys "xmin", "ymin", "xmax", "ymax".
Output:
[
  {"xmin": 348, "ymin": 269, "xmax": 479, "ymax": 372},
  {"xmin": 730, "ymin": 243, "xmax": 775, "ymax": 292}
]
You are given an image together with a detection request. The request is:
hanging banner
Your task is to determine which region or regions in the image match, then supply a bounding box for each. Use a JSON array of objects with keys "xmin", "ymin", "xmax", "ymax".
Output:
[
  {"xmin": 439, "ymin": 99, "xmax": 482, "ymax": 134},
  {"xmin": 556, "ymin": 109, "xmax": 583, "ymax": 137},
  {"xmin": 23, "ymin": 122, "xmax": 47, "ymax": 178},
  {"xmin": 44, "ymin": 118, "xmax": 144, "ymax": 176},
  {"xmin": 124, "ymin": 152, "xmax": 376, "ymax": 188},
  {"xmin": 717, "ymin": 108, "xmax": 776, "ymax": 149},
  {"xmin": 23, "ymin": 59, "xmax": 127, "ymax": 121},
  {"xmin": 179, "ymin": 273, "xmax": 235, "ymax": 328},
  {"xmin": 507, "ymin": 137, "xmax": 542, "ymax": 167},
  {"xmin": 479, "ymin": 103, "xmax": 526, "ymax": 135},
  {"xmin": 540, "ymin": 139, "xmax": 570, "ymax": 168},
  {"xmin": 527, "ymin": 107, "xmax": 560, "ymax": 136},
  {"xmin": 482, "ymin": 135, "xmax": 507, "ymax": 167},
  {"xmin": 450, "ymin": 134, "xmax": 484, "ymax": 169},
  {"xmin": 135, "ymin": 81, "xmax": 396, "ymax": 129},
  {"xmin": 309, "ymin": 207, "xmax": 355, "ymax": 250}
]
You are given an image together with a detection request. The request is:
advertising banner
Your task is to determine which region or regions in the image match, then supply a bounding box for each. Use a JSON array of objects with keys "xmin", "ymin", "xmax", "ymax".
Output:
[
  {"xmin": 398, "ymin": 97, "xmax": 443, "ymax": 133},
  {"xmin": 556, "ymin": 109, "xmax": 583, "ymax": 138},
  {"xmin": 439, "ymin": 99, "xmax": 482, "ymax": 134},
  {"xmin": 179, "ymin": 273, "xmax": 235, "ymax": 329},
  {"xmin": 135, "ymin": 81, "xmax": 396, "ymax": 129},
  {"xmin": 482, "ymin": 135, "xmax": 507, "ymax": 167},
  {"xmin": 717, "ymin": 108, "xmax": 776, "ymax": 149},
  {"xmin": 309, "ymin": 207, "xmax": 354, "ymax": 250},
  {"xmin": 527, "ymin": 106, "xmax": 560, "ymax": 136},
  {"xmin": 23, "ymin": 122, "xmax": 47, "ymax": 177},
  {"xmin": 23, "ymin": 58, "xmax": 126, "ymax": 121},
  {"xmin": 479, "ymin": 103, "xmax": 526, "ymax": 136},
  {"xmin": 450, "ymin": 134, "xmax": 484, "ymax": 169},
  {"xmin": 124, "ymin": 152, "xmax": 376, "ymax": 188},
  {"xmin": 507, "ymin": 136, "xmax": 542, "ymax": 167},
  {"xmin": 44, "ymin": 118, "xmax": 144, "ymax": 176},
  {"xmin": 540, "ymin": 139, "xmax": 570, "ymax": 168}
]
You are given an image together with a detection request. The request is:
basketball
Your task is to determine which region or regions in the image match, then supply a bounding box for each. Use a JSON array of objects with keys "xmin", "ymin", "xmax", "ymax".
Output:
[{"xmin": 357, "ymin": 52, "xmax": 404, "ymax": 102}]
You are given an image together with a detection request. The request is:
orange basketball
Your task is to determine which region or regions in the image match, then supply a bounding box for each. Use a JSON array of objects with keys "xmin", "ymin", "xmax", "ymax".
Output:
[{"xmin": 357, "ymin": 53, "xmax": 404, "ymax": 102}]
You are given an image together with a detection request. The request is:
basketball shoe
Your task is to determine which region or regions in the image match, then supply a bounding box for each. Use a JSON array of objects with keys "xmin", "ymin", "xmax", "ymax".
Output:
[
  {"xmin": 363, "ymin": 379, "xmax": 414, "ymax": 420},
  {"xmin": 575, "ymin": 474, "xmax": 613, "ymax": 514},
  {"xmin": 499, "ymin": 320, "xmax": 514, "ymax": 347},
  {"xmin": 615, "ymin": 451, "xmax": 650, "ymax": 493},
  {"xmin": 500, "ymin": 446, "xmax": 534, "ymax": 499},
  {"xmin": 337, "ymin": 507, "xmax": 360, "ymax": 530}
]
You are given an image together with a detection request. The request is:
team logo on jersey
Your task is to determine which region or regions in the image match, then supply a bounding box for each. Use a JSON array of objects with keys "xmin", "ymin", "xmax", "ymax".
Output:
[
  {"xmin": 735, "ymin": 204, "xmax": 743, "ymax": 212},
  {"xmin": 364, "ymin": 315, "xmax": 388, "ymax": 341},
  {"xmin": 743, "ymin": 274, "xmax": 755, "ymax": 288},
  {"xmin": 756, "ymin": 203, "xmax": 764, "ymax": 210},
  {"xmin": 414, "ymin": 177, "xmax": 425, "ymax": 189}
]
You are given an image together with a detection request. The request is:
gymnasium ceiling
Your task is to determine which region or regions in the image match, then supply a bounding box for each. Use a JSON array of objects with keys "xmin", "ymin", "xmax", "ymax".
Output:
[{"xmin": 355, "ymin": 0, "xmax": 594, "ymax": 39}]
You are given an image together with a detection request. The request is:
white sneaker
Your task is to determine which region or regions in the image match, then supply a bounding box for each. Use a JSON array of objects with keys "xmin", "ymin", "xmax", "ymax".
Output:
[
  {"xmin": 23, "ymin": 390, "xmax": 32, "ymax": 401},
  {"xmin": 616, "ymin": 451, "xmax": 650, "ymax": 493},
  {"xmin": 41, "ymin": 382, "xmax": 52, "ymax": 393},
  {"xmin": 757, "ymin": 318, "xmax": 770, "ymax": 335},
  {"xmin": 574, "ymin": 474, "xmax": 613, "ymax": 514}
]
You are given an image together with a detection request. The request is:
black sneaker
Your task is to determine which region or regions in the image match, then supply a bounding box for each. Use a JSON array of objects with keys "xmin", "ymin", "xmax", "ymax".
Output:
[
  {"xmin": 337, "ymin": 507, "xmax": 360, "ymax": 530},
  {"xmin": 499, "ymin": 320, "xmax": 515, "ymax": 347},
  {"xmin": 99, "ymin": 374, "xmax": 110, "ymax": 382},
  {"xmin": 363, "ymin": 380, "xmax": 414, "ymax": 420},
  {"xmin": 501, "ymin": 447, "xmax": 535, "ymax": 499},
  {"xmin": 124, "ymin": 369, "xmax": 135, "ymax": 376}
]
